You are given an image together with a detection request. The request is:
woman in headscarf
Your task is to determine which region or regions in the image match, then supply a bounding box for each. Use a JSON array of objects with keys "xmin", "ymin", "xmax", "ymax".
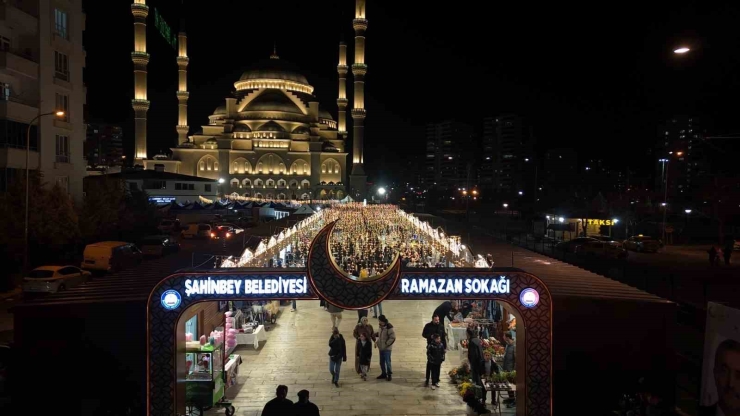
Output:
[{"xmin": 352, "ymin": 316, "xmax": 375, "ymax": 375}]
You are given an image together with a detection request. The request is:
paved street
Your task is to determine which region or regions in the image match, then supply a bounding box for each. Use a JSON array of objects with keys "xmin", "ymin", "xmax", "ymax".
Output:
[
  {"xmin": 219, "ymin": 300, "xmax": 509, "ymax": 416},
  {"xmin": 0, "ymin": 234, "xmax": 240, "ymax": 344}
]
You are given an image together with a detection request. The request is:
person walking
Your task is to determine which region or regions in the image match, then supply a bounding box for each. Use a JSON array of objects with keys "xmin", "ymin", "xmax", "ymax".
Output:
[
  {"xmin": 328, "ymin": 327, "xmax": 347, "ymax": 387},
  {"xmin": 372, "ymin": 302, "xmax": 383, "ymax": 319},
  {"xmin": 374, "ymin": 315, "xmax": 396, "ymax": 381},
  {"xmin": 426, "ymin": 333, "xmax": 446, "ymax": 390},
  {"xmin": 357, "ymin": 307, "xmax": 369, "ymax": 323},
  {"xmin": 353, "ymin": 316, "xmax": 375, "ymax": 375},
  {"xmin": 358, "ymin": 332, "xmax": 373, "ymax": 381},
  {"xmin": 261, "ymin": 385, "xmax": 294, "ymax": 415},
  {"xmin": 423, "ymin": 315, "xmax": 447, "ymax": 386},
  {"xmin": 326, "ymin": 303, "xmax": 343, "ymax": 330},
  {"xmin": 293, "ymin": 389, "xmax": 320, "ymax": 416}
]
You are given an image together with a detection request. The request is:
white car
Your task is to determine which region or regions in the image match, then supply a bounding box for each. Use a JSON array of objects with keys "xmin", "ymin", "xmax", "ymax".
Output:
[{"xmin": 22, "ymin": 266, "xmax": 91, "ymax": 294}]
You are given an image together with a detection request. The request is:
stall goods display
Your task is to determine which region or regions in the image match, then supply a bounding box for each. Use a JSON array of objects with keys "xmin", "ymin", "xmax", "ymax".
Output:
[{"xmin": 448, "ymin": 363, "xmax": 471, "ymax": 384}]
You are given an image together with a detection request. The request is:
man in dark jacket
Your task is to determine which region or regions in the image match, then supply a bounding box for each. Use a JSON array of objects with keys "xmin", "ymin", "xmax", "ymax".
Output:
[
  {"xmin": 467, "ymin": 329, "xmax": 485, "ymax": 391},
  {"xmin": 328, "ymin": 328, "xmax": 347, "ymax": 387},
  {"xmin": 293, "ymin": 389, "xmax": 320, "ymax": 416},
  {"xmin": 432, "ymin": 300, "xmax": 458, "ymax": 324},
  {"xmin": 423, "ymin": 315, "xmax": 447, "ymax": 386},
  {"xmin": 261, "ymin": 385, "xmax": 293, "ymax": 415},
  {"xmin": 426, "ymin": 334, "xmax": 446, "ymax": 390}
]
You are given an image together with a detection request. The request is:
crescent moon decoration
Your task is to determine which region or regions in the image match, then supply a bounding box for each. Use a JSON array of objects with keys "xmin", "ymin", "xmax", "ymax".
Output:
[{"xmin": 307, "ymin": 220, "xmax": 401, "ymax": 309}]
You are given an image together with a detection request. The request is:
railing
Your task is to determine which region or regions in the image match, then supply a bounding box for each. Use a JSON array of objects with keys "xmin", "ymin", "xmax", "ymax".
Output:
[
  {"xmin": 0, "ymin": 47, "xmax": 38, "ymax": 63},
  {"xmin": 0, "ymin": 94, "xmax": 39, "ymax": 107}
]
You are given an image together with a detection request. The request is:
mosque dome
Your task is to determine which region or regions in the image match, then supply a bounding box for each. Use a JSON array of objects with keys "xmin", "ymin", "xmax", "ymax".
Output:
[
  {"xmin": 213, "ymin": 105, "xmax": 226, "ymax": 115},
  {"xmin": 238, "ymin": 58, "xmax": 309, "ymax": 86},
  {"xmin": 319, "ymin": 109, "xmax": 334, "ymax": 120},
  {"xmin": 292, "ymin": 125, "xmax": 311, "ymax": 134},
  {"xmin": 233, "ymin": 124, "xmax": 251, "ymax": 132},
  {"xmin": 246, "ymin": 90, "xmax": 303, "ymax": 114},
  {"xmin": 256, "ymin": 120, "xmax": 286, "ymax": 132}
]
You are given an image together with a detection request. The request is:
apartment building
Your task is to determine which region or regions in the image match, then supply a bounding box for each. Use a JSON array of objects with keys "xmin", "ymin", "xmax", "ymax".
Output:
[{"xmin": 0, "ymin": 0, "xmax": 86, "ymax": 201}]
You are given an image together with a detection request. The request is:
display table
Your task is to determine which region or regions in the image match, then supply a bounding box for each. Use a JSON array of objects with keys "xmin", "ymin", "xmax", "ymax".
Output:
[
  {"xmin": 484, "ymin": 382, "xmax": 516, "ymax": 414},
  {"xmin": 448, "ymin": 323, "xmax": 468, "ymax": 350},
  {"xmin": 225, "ymin": 354, "xmax": 242, "ymax": 389},
  {"xmin": 236, "ymin": 325, "xmax": 266, "ymax": 349}
]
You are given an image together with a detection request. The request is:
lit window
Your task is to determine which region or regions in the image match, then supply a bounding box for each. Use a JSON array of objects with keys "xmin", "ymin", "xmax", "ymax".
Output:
[{"xmin": 54, "ymin": 9, "xmax": 68, "ymax": 40}]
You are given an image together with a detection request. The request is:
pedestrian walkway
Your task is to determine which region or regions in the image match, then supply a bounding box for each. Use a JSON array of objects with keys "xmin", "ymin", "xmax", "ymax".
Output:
[{"xmin": 215, "ymin": 300, "xmax": 512, "ymax": 415}]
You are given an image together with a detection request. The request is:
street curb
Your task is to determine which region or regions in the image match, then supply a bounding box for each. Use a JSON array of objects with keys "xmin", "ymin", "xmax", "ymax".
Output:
[{"xmin": 0, "ymin": 287, "xmax": 21, "ymax": 300}]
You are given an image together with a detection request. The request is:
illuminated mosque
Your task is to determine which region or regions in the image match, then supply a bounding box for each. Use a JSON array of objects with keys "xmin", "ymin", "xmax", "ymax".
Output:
[{"xmin": 130, "ymin": 0, "xmax": 369, "ymax": 199}]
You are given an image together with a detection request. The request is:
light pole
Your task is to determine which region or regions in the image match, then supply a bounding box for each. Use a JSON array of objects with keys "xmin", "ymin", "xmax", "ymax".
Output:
[
  {"xmin": 660, "ymin": 158, "xmax": 669, "ymax": 243},
  {"xmin": 24, "ymin": 110, "xmax": 64, "ymax": 274},
  {"xmin": 377, "ymin": 186, "xmax": 386, "ymax": 203}
]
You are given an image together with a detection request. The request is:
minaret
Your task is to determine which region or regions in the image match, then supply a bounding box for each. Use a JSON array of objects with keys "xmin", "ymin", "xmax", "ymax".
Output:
[
  {"xmin": 350, "ymin": 0, "xmax": 368, "ymax": 199},
  {"xmin": 176, "ymin": 15, "xmax": 189, "ymax": 145},
  {"xmin": 337, "ymin": 40, "xmax": 348, "ymax": 139},
  {"xmin": 131, "ymin": 0, "xmax": 150, "ymax": 163}
]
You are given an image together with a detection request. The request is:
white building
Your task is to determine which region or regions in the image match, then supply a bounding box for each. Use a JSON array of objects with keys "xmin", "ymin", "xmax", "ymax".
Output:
[
  {"xmin": 84, "ymin": 170, "xmax": 219, "ymax": 204},
  {"xmin": 0, "ymin": 0, "xmax": 87, "ymax": 201}
]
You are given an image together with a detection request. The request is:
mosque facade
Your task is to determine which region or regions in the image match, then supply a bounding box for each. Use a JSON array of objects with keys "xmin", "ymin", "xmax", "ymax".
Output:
[{"xmin": 132, "ymin": 0, "xmax": 369, "ymax": 200}]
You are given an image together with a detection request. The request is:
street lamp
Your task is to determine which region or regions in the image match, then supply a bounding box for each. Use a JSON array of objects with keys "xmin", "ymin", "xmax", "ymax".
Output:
[
  {"xmin": 674, "ymin": 47, "xmax": 690, "ymax": 54},
  {"xmin": 684, "ymin": 209, "xmax": 692, "ymax": 214},
  {"xmin": 24, "ymin": 110, "xmax": 64, "ymax": 274},
  {"xmin": 377, "ymin": 187, "xmax": 386, "ymax": 196}
]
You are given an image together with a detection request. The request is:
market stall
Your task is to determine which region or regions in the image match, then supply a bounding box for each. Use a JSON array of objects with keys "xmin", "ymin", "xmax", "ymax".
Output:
[{"xmin": 235, "ymin": 324, "xmax": 266, "ymax": 349}]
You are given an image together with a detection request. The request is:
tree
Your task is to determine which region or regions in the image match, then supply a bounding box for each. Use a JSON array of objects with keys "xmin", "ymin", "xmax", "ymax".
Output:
[
  {"xmin": 0, "ymin": 172, "xmax": 80, "ymax": 284},
  {"xmin": 81, "ymin": 178, "xmax": 160, "ymax": 243},
  {"xmin": 80, "ymin": 178, "xmax": 128, "ymax": 242}
]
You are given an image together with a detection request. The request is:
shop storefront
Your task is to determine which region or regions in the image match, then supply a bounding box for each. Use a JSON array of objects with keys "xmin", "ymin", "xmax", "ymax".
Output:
[{"xmin": 149, "ymin": 223, "xmax": 554, "ymax": 415}]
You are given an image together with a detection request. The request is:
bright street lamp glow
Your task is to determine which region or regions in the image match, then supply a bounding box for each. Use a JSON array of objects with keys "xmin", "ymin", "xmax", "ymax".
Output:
[
  {"xmin": 684, "ymin": 209, "xmax": 692, "ymax": 214},
  {"xmin": 612, "ymin": 218, "xmax": 618, "ymax": 224},
  {"xmin": 518, "ymin": 191, "xmax": 523, "ymax": 195},
  {"xmin": 674, "ymin": 47, "xmax": 690, "ymax": 54},
  {"xmin": 55, "ymin": 111, "xmax": 65, "ymax": 117},
  {"xmin": 377, "ymin": 187, "xmax": 386, "ymax": 195},
  {"xmin": 558, "ymin": 217, "xmax": 564, "ymax": 223},
  {"xmin": 502, "ymin": 203, "xmax": 508, "ymax": 208},
  {"xmin": 218, "ymin": 178, "xmax": 225, "ymax": 184}
]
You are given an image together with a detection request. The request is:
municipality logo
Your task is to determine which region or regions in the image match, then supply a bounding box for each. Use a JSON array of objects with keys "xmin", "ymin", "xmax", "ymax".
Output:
[
  {"xmin": 161, "ymin": 290, "xmax": 181, "ymax": 310},
  {"xmin": 519, "ymin": 288, "xmax": 540, "ymax": 309}
]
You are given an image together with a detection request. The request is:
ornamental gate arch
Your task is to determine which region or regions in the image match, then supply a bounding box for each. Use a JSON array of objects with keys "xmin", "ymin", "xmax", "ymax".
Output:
[{"xmin": 147, "ymin": 222, "xmax": 552, "ymax": 415}]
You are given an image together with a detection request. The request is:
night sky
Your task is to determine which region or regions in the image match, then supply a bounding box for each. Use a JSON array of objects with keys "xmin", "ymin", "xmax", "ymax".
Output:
[{"xmin": 83, "ymin": 1, "xmax": 740, "ymax": 182}]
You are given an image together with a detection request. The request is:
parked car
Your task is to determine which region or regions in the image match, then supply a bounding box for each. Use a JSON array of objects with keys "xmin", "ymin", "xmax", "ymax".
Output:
[
  {"xmin": 555, "ymin": 237, "xmax": 598, "ymax": 253},
  {"xmin": 622, "ymin": 235, "xmax": 663, "ymax": 253},
  {"xmin": 139, "ymin": 236, "xmax": 181, "ymax": 257},
  {"xmin": 157, "ymin": 219, "xmax": 180, "ymax": 233},
  {"xmin": 181, "ymin": 223, "xmax": 212, "ymax": 239},
  {"xmin": 81, "ymin": 241, "xmax": 143, "ymax": 272},
  {"xmin": 581, "ymin": 241, "xmax": 628, "ymax": 260},
  {"xmin": 22, "ymin": 265, "xmax": 91, "ymax": 293}
]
